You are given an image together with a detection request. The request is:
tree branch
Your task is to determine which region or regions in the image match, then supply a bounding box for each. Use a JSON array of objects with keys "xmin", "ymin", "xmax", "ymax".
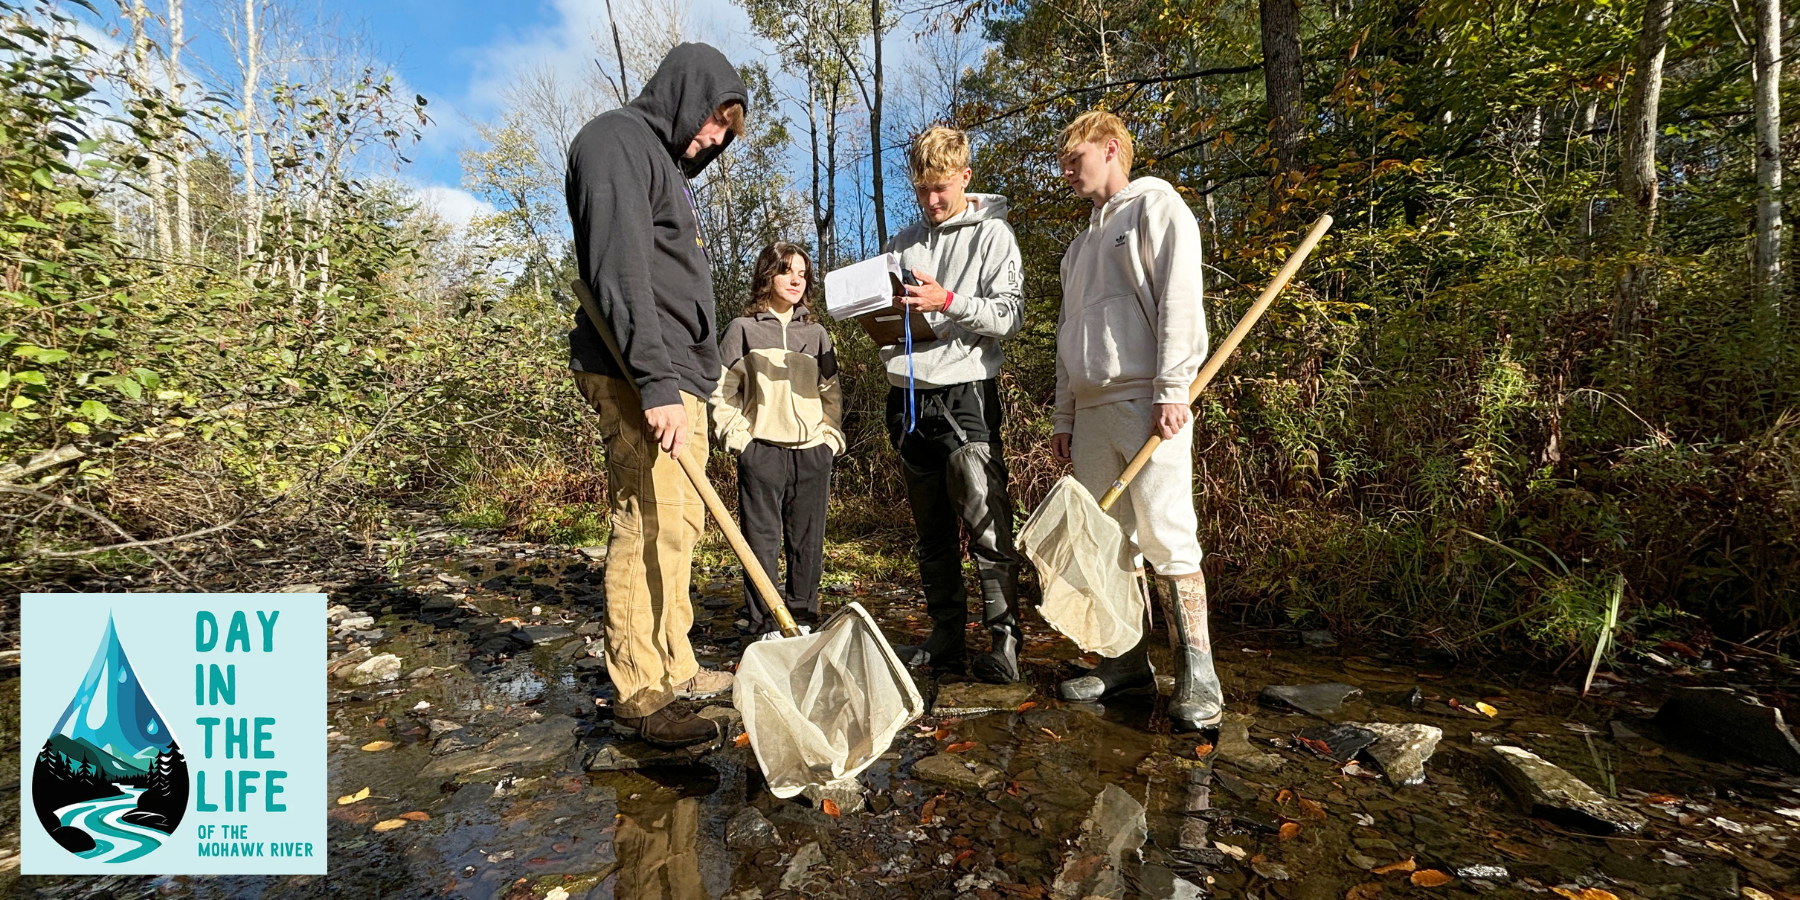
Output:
[{"xmin": 961, "ymin": 64, "xmax": 1263, "ymax": 130}]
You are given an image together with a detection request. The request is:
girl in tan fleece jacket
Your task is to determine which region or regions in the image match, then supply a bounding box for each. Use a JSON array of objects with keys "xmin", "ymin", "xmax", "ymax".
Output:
[{"xmin": 710, "ymin": 242, "xmax": 845, "ymax": 638}]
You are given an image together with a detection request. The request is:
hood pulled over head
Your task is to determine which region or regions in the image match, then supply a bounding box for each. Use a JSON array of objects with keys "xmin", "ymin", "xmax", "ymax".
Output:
[{"xmin": 629, "ymin": 42, "xmax": 748, "ymax": 178}]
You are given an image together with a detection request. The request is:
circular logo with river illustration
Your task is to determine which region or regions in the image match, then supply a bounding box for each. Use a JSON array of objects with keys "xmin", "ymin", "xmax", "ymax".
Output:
[{"xmin": 31, "ymin": 613, "xmax": 189, "ymax": 863}]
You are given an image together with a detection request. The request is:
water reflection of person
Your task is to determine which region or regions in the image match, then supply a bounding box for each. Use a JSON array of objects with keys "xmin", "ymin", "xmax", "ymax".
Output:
[{"xmin": 613, "ymin": 793, "xmax": 705, "ymax": 900}]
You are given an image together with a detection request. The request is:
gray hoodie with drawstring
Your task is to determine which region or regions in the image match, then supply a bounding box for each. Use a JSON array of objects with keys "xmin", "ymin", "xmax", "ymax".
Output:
[{"xmin": 881, "ymin": 193, "xmax": 1025, "ymax": 388}]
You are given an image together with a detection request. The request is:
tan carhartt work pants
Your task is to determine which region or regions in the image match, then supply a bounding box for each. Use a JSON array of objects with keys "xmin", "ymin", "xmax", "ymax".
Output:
[{"xmin": 574, "ymin": 372, "xmax": 706, "ymax": 717}]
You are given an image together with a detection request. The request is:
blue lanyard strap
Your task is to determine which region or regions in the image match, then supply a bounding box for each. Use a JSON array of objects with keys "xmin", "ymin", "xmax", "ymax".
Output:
[{"xmin": 903, "ymin": 311, "xmax": 917, "ymax": 433}]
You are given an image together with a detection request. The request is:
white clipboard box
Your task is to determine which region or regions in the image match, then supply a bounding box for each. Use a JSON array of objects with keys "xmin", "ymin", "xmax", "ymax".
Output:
[{"xmin": 822, "ymin": 252, "xmax": 936, "ymax": 347}]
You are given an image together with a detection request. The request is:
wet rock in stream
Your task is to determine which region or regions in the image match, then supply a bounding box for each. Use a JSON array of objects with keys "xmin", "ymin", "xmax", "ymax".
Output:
[
  {"xmin": 420, "ymin": 714, "xmax": 583, "ymax": 780},
  {"xmin": 931, "ymin": 680, "xmax": 1035, "ymax": 716},
  {"xmin": 343, "ymin": 652, "xmax": 402, "ymax": 685},
  {"xmin": 1489, "ymin": 745, "xmax": 1648, "ymax": 834},
  {"xmin": 912, "ymin": 752, "xmax": 1006, "ymax": 790},
  {"xmin": 1653, "ymin": 685, "xmax": 1800, "ymax": 773},
  {"xmin": 1353, "ymin": 722, "xmax": 1443, "ymax": 786},
  {"xmin": 1214, "ymin": 715, "xmax": 1281, "ymax": 773},
  {"xmin": 725, "ymin": 807, "xmax": 781, "ymax": 851},
  {"xmin": 1259, "ymin": 683, "xmax": 1363, "ymax": 717}
]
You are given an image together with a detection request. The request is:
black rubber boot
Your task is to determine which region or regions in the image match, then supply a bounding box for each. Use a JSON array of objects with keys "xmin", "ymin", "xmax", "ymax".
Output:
[
  {"xmin": 895, "ymin": 558, "xmax": 967, "ymax": 673},
  {"xmin": 1057, "ymin": 626, "xmax": 1154, "ymax": 700},
  {"xmin": 970, "ymin": 569, "xmax": 1022, "ymax": 684},
  {"xmin": 1162, "ymin": 573, "xmax": 1224, "ymax": 732}
]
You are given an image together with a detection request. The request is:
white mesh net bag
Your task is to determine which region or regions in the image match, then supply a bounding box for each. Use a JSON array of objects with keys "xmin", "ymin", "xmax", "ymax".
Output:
[
  {"xmin": 733, "ymin": 601, "xmax": 924, "ymax": 798},
  {"xmin": 1017, "ymin": 475, "xmax": 1144, "ymax": 658}
]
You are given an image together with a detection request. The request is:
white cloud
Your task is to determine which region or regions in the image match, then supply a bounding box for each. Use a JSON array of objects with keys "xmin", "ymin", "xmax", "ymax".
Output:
[
  {"xmin": 411, "ymin": 185, "xmax": 497, "ymax": 230},
  {"xmin": 461, "ymin": 0, "xmax": 755, "ymax": 122}
]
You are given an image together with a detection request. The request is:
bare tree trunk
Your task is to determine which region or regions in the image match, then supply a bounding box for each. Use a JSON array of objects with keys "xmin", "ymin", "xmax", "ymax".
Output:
[
  {"xmin": 1753, "ymin": 0, "xmax": 1782, "ymax": 313},
  {"xmin": 240, "ymin": 0, "xmax": 262, "ymax": 266},
  {"xmin": 604, "ymin": 0, "xmax": 631, "ymax": 103},
  {"xmin": 808, "ymin": 73, "xmax": 827, "ymax": 264},
  {"xmin": 870, "ymin": 0, "xmax": 887, "ymax": 248},
  {"xmin": 825, "ymin": 80, "xmax": 840, "ymax": 270},
  {"xmin": 168, "ymin": 0, "xmax": 192, "ymax": 258},
  {"xmin": 1614, "ymin": 0, "xmax": 1675, "ymax": 341},
  {"xmin": 1619, "ymin": 0, "xmax": 1673, "ymax": 238},
  {"xmin": 1259, "ymin": 0, "xmax": 1305, "ymax": 180},
  {"xmin": 124, "ymin": 0, "xmax": 173, "ymax": 258}
]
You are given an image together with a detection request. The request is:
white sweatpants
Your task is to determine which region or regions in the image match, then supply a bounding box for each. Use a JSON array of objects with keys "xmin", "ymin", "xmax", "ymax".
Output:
[{"xmin": 1070, "ymin": 398, "xmax": 1204, "ymax": 577}]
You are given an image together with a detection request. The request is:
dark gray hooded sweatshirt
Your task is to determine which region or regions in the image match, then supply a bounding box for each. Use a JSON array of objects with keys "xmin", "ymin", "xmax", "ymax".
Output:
[{"xmin": 565, "ymin": 43, "xmax": 747, "ymax": 409}]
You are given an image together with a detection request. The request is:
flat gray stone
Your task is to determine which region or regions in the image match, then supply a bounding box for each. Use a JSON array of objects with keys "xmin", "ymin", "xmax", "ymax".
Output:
[
  {"xmin": 281, "ymin": 584, "xmax": 324, "ymax": 593},
  {"xmin": 336, "ymin": 615, "xmax": 377, "ymax": 632},
  {"xmin": 781, "ymin": 841, "xmax": 825, "ymax": 890},
  {"xmin": 427, "ymin": 718, "xmax": 465, "ymax": 738},
  {"xmin": 801, "ymin": 777, "xmax": 866, "ymax": 814},
  {"xmin": 421, "ymin": 715, "xmax": 580, "ymax": 779},
  {"xmin": 578, "ymin": 546, "xmax": 606, "ymax": 561},
  {"xmin": 1258, "ymin": 683, "xmax": 1362, "ymax": 717},
  {"xmin": 933, "ymin": 682, "xmax": 1035, "ymax": 716},
  {"xmin": 1654, "ymin": 686, "xmax": 1800, "ymax": 773},
  {"xmin": 911, "ymin": 753, "xmax": 1005, "ymax": 791},
  {"xmin": 1051, "ymin": 784, "xmax": 1147, "ymax": 900},
  {"xmin": 1354, "ymin": 722, "xmax": 1443, "ymax": 786},
  {"xmin": 1490, "ymin": 745, "xmax": 1646, "ymax": 834},
  {"xmin": 344, "ymin": 653, "xmax": 402, "ymax": 685},
  {"xmin": 518, "ymin": 624, "xmax": 574, "ymax": 645},
  {"xmin": 698, "ymin": 705, "xmax": 743, "ymax": 740},
  {"xmin": 1214, "ymin": 716, "xmax": 1281, "ymax": 773},
  {"xmin": 326, "ymin": 646, "xmax": 372, "ymax": 676},
  {"xmin": 725, "ymin": 807, "xmax": 780, "ymax": 851},
  {"xmin": 582, "ymin": 739, "xmax": 714, "ymax": 771}
]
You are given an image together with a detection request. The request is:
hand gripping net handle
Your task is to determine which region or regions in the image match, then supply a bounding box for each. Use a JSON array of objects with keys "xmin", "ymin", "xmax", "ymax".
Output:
[{"xmin": 571, "ymin": 280, "xmax": 801, "ymax": 637}]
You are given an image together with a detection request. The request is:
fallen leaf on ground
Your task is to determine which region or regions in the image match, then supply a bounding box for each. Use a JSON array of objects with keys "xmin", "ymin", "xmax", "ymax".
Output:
[
  {"xmin": 1353, "ymin": 813, "xmax": 1375, "ymax": 827},
  {"xmin": 1194, "ymin": 742, "xmax": 1214, "ymax": 758},
  {"xmin": 372, "ymin": 819, "xmax": 408, "ymax": 832},
  {"xmin": 1347, "ymin": 883, "xmax": 1384, "ymax": 900},
  {"xmin": 946, "ymin": 741, "xmax": 977, "ymax": 753},
  {"xmin": 361, "ymin": 741, "xmax": 395, "ymax": 752},
  {"xmin": 399, "ymin": 811, "xmax": 430, "ymax": 822},
  {"xmin": 1410, "ymin": 870, "xmax": 1453, "ymax": 887},
  {"xmin": 1550, "ymin": 889, "xmax": 1619, "ymax": 900},
  {"xmin": 336, "ymin": 787, "xmax": 371, "ymax": 805},
  {"xmin": 921, "ymin": 798, "xmax": 938, "ymax": 824},
  {"xmin": 1475, "ymin": 701, "xmax": 1499, "ymax": 717},
  {"xmin": 1277, "ymin": 789, "xmax": 1293, "ymax": 806},
  {"xmin": 1643, "ymin": 794, "xmax": 1681, "ymax": 805},
  {"xmin": 1296, "ymin": 734, "xmax": 1339, "ymax": 756},
  {"xmin": 1372, "ymin": 858, "xmax": 1417, "ymax": 875},
  {"xmin": 952, "ymin": 849, "xmax": 975, "ymax": 866},
  {"xmin": 733, "ymin": 733, "xmax": 750, "ymax": 748},
  {"xmin": 821, "ymin": 798, "xmax": 840, "ymax": 817},
  {"xmin": 1214, "ymin": 841, "xmax": 1247, "ymax": 860},
  {"xmin": 1300, "ymin": 797, "xmax": 1328, "ymax": 820},
  {"xmin": 1279, "ymin": 822, "xmax": 1301, "ymax": 841},
  {"xmin": 1015, "ymin": 701, "xmax": 1037, "ymax": 712}
]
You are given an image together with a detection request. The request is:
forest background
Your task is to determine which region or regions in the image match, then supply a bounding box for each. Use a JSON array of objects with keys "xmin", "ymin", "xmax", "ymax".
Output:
[{"xmin": 1, "ymin": 0, "xmax": 1794, "ymax": 663}]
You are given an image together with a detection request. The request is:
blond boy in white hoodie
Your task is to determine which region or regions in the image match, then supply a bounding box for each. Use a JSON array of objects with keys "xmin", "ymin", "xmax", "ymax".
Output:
[{"xmin": 1050, "ymin": 110, "xmax": 1222, "ymax": 731}]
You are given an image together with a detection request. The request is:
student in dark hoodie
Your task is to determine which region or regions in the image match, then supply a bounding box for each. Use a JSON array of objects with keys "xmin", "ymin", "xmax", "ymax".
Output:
[{"xmin": 566, "ymin": 43, "xmax": 747, "ymax": 749}]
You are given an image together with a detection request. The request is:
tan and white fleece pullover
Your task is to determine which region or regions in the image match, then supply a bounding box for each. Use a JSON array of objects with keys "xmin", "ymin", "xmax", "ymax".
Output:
[
  {"xmin": 710, "ymin": 308, "xmax": 846, "ymax": 455},
  {"xmin": 1053, "ymin": 176, "xmax": 1209, "ymax": 435}
]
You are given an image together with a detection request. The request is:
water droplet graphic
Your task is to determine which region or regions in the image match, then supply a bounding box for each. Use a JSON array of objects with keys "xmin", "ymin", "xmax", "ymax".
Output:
[{"xmin": 32, "ymin": 613, "xmax": 188, "ymax": 862}]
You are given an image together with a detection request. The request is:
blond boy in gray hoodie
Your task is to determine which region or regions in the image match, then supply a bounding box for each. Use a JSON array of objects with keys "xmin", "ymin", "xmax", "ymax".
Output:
[
  {"xmin": 1051, "ymin": 110, "xmax": 1222, "ymax": 731},
  {"xmin": 883, "ymin": 126, "xmax": 1027, "ymax": 684}
]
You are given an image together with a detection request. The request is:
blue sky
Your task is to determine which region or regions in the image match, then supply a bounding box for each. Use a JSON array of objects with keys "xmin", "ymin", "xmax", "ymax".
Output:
[{"xmin": 82, "ymin": 0, "xmax": 758, "ymax": 226}]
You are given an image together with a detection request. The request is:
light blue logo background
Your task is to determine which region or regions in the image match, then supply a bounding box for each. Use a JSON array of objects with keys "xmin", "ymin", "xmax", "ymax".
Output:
[{"xmin": 22, "ymin": 593, "xmax": 326, "ymax": 874}]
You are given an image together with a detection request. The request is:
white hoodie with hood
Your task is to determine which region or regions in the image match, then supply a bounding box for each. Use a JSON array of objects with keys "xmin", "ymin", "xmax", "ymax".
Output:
[
  {"xmin": 881, "ymin": 193, "xmax": 1025, "ymax": 388},
  {"xmin": 1053, "ymin": 176, "xmax": 1208, "ymax": 435}
]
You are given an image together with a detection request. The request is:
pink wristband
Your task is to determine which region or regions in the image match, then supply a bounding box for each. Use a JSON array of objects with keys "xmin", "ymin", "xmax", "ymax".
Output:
[{"xmin": 944, "ymin": 290, "xmax": 954, "ymax": 311}]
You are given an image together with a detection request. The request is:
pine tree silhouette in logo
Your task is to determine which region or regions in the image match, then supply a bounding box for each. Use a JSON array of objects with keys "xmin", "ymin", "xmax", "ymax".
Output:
[{"xmin": 32, "ymin": 613, "xmax": 187, "ymax": 862}]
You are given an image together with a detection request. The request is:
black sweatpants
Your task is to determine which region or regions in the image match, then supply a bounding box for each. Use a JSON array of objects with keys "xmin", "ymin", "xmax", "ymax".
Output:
[{"xmin": 736, "ymin": 440, "xmax": 833, "ymax": 634}]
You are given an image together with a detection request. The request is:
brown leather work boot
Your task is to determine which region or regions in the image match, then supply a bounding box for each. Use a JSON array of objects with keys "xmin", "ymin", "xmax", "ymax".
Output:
[{"xmin": 613, "ymin": 705, "xmax": 720, "ymax": 749}]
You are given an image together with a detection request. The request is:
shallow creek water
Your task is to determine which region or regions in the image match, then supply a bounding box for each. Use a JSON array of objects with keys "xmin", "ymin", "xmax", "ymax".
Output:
[{"xmin": 4, "ymin": 540, "xmax": 1798, "ymax": 900}]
